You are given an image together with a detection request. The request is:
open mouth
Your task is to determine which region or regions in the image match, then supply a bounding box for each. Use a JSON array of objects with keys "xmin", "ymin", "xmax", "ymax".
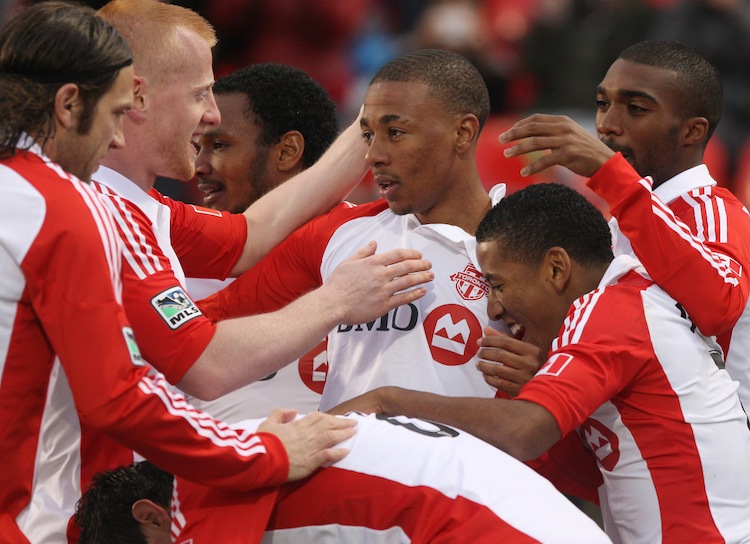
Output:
[
  {"xmin": 508, "ymin": 322, "xmax": 525, "ymax": 340},
  {"xmin": 197, "ymin": 179, "xmax": 224, "ymax": 205}
]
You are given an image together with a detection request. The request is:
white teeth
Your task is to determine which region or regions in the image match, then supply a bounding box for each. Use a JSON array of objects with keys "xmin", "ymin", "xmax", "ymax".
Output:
[{"xmin": 509, "ymin": 323, "xmax": 522, "ymax": 336}]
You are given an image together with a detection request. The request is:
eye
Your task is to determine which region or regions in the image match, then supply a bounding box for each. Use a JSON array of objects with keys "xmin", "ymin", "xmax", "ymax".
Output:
[
  {"xmin": 212, "ymin": 141, "xmax": 229, "ymax": 151},
  {"xmin": 595, "ymin": 99, "xmax": 609, "ymax": 111},
  {"xmin": 627, "ymin": 103, "xmax": 648, "ymax": 114},
  {"xmin": 361, "ymin": 131, "xmax": 373, "ymax": 144},
  {"xmin": 389, "ymin": 128, "xmax": 404, "ymax": 139}
]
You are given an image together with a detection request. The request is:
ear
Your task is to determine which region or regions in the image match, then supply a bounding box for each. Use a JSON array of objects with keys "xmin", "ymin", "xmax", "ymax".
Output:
[
  {"xmin": 53, "ymin": 83, "xmax": 82, "ymax": 130},
  {"xmin": 132, "ymin": 499, "xmax": 171, "ymax": 530},
  {"xmin": 682, "ymin": 117, "xmax": 709, "ymax": 147},
  {"xmin": 127, "ymin": 75, "xmax": 148, "ymax": 124},
  {"xmin": 275, "ymin": 130, "xmax": 305, "ymax": 173},
  {"xmin": 454, "ymin": 114, "xmax": 480, "ymax": 154},
  {"xmin": 542, "ymin": 247, "xmax": 572, "ymax": 293}
]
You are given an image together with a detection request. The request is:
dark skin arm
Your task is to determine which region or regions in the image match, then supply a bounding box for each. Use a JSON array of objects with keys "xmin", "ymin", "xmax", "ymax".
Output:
[
  {"xmin": 327, "ymin": 386, "xmax": 561, "ymax": 461},
  {"xmin": 477, "ymin": 327, "xmax": 546, "ymax": 397},
  {"xmin": 498, "ymin": 114, "xmax": 615, "ymax": 178}
]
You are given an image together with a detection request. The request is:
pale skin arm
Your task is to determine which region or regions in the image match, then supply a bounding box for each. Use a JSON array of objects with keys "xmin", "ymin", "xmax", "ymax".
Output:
[
  {"xmin": 327, "ymin": 386, "xmax": 561, "ymax": 461},
  {"xmin": 257, "ymin": 409, "xmax": 357, "ymax": 482},
  {"xmin": 232, "ymin": 115, "xmax": 369, "ymax": 275},
  {"xmin": 499, "ymin": 114, "xmax": 615, "ymax": 178},
  {"xmin": 476, "ymin": 327, "xmax": 546, "ymax": 397},
  {"xmin": 177, "ymin": 242, "xmax": 434, "ymax": 400}
]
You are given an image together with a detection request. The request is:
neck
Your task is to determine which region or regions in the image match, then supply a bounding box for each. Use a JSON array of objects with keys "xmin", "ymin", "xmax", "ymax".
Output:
[{"xmin": 99, "ymin": 150, "xmax": 155, "ymax": 192}]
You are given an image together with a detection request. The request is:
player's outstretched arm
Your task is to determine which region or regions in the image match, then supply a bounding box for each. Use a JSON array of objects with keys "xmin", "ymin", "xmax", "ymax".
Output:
[
  {"xmin": 257, "ymin": 409, "xmax": 357, "ymax": 481},
  {"xmin": 328, "ymin": 386, "xmax": 560, "ymax": 461},
  {"xmin": 178, "ymin": 242, "xmax": 433, "ymax": 399},
  {"xmin": 233, "ymin": 113, "xmax": 368, "ymax": 274},
  {"xmin": 499, "ymin": 114, "xmax": 614, "ymax": 178}
]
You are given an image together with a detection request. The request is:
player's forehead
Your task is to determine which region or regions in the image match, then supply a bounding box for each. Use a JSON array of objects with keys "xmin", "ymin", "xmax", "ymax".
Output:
[
  {"xmin": 597, "ymin": 59, "xmax": 679, "ymax": 103},
  {"xmin": 361, "ymin": 81, "xmax": 440, "ymax": 127}
]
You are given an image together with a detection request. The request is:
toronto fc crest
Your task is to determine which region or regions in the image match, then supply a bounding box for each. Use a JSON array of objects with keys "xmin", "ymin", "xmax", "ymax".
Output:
[{"xmin": 450, "ymin": 263, "xmax": 489, "ymax": 301}]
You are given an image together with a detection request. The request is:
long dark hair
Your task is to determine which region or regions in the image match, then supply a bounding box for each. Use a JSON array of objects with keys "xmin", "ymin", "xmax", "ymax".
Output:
[{"xmin": 0, "ymin": 1, "xmax": 132, "ymax": 159}]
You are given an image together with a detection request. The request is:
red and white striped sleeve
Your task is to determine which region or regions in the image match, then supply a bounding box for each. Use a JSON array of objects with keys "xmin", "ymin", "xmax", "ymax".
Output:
[{"xmin": 588, "ymin": 153, "xmax": 750, "ymax": 336}]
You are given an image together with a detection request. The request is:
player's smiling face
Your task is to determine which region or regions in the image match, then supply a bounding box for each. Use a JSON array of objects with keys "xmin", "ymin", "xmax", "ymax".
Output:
[
  {"xmin": 360, "ymin": 81, "xmax": 464, "ymax": 222},
  {"xmin": 477, "ymin": 239, "xmax": 562, "ymax": 354},
  {"xmin": 195, "ymin": 92, "xmax": 275, "ymax": 213}
]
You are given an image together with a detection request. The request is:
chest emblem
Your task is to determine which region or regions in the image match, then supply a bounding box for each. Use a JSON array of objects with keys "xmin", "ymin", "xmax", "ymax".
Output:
[{"xmin": 450, "ymin": 263, "xmax": 489, "ymax": 301}]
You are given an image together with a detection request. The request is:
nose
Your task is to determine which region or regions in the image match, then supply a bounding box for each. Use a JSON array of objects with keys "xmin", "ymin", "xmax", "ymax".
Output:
[
  {"xmin": 202, "ymin": 89, "xmax": 221, "ymax": 127},
  {"xmin": 110, "ymin": 116, "xmax": 126, "ymax": 150},
  {"xmin": 364, "ymin": 135, "xmax": 390, "ymax": 168},
  {"xmin": 486, "ymin": 293, "xmax": 505, "ymax": 321},
  {"xmin": 194, "ymin": 146, "xmax": 212, "ymax": 175},
  {"xmin": 596, "ymin": 105, "xmax": 623, "ymax": 138}
]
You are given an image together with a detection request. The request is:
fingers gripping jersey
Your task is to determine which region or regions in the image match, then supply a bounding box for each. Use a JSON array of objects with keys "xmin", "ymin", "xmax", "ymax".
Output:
[
  {"xmin": 199, "ymin": 195, "xmax": 507, "ymax": 411},
  {"xmin": 0, "ymin": 152, "xmax": 288, "ymax": 543},
  {"xmin": 588, "ymin": 154, "xmax": 750, "ymax": 409},
  {"xmin": 172, "ymin": 413, "xmax": 611, "ymax": 543},
  {"xmin": 517, "ymin": 256, "xmax": 750, "ymax": 543}
]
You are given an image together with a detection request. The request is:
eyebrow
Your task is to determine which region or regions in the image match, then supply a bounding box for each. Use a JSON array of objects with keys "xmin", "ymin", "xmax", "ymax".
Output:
[
  {"xmin": 595, "ymin": 85, "xmax": 658, "ymax": 104},
  {"xmin": 360, "ymin": 114, "xmax": 405, "ymax": 128}
]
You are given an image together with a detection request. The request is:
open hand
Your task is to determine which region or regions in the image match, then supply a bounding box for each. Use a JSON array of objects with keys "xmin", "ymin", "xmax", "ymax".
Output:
[{"xmin": 258, "ymin": 409, "xmax": 357, "ymax": 481}]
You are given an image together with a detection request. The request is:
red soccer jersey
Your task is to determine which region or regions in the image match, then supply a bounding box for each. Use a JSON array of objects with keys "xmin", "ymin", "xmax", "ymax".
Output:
[
  {"xmin": 517, "ymin": 256, "xmax": 750, "ymax": 543},
  {"xmin": 170, "ymin": 413, "xmax": 611, "ymax": 544},
  {"xmin": 0, "ymin": 151, "xmax": 287, "ymax": 543},
  {"xmin": 588, "ymin": 153, "xmax": 750, "ymax": 409}
]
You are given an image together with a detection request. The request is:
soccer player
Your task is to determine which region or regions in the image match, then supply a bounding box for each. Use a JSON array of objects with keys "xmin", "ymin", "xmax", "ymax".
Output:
[
  {"xmin": 185, "ymin": 63, "xmax": 339, "ymax": 420},
  {"xmin": 74, "ymin": 414, "xmax": 611, "ymax": 544},
  {"xmin": 495, "ymin": 40, "xmax": 750, "ymax": 410},
  {"xmin": 0, "ymin": 3, "xmax": 353, "ymax": 542},
  {"xmin": 331, "ymin": 183, "xmax": 750, "ymax": 543},
  {"xmin": 198, "ymin": 49, "xmax": 524, "ymax": 412}
]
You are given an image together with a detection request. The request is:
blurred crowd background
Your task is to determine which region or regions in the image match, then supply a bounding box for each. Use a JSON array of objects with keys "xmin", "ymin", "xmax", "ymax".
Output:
[{"xmin": 4, "ymin": 0, "xmax": 750, "ymax": 209}]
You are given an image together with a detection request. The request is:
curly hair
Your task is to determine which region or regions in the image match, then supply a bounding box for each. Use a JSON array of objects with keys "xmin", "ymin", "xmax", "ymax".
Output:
[
  {"xmin": 476, "ymin": 183, "xmax": 613, "ymax": 267},
  {"xmin": 213, "ymin": 63, "xmax": 338, "ymax": 168},
  {"xmin": 0, "ymin": 1, "xmax": 132, "ymax": 159}
]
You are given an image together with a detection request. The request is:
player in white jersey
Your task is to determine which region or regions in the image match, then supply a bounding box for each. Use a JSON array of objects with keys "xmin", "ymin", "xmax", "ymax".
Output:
[
  {"xmin": 332, "ymin": 183, "xmax": 750, "ymax": 543},
  {"xmin": 199, "ymin": 49, "xmax": 528, "ymax": 411},
  {"xmin": 74, "ymin": 413, "xmax": 611, "ymax": 544},
  {"xmin": 184, "ymin": 63, "xmax": 340, "ymax": 421},
  {"xmin": 494, "ymin": 40, "xmax": 750, "ymax": 410}
]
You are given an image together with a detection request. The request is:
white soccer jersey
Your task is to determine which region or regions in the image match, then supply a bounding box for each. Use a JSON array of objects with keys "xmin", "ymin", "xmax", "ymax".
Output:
[
  {"xmin": 172, "ymin": 412, "xmax": 612, "ymax": 543},
  {"xmin": 199, "ymin": 186, "xmax": 508, "ymax": 412},
  {"xmin": 517, "ymin": 255, "xmax": 750, "ymax": 543},
  {"xmin": 186, "ymin": 276, "xmax": 324, "ymax": 422},
  {"xmin": 588, "ymin": 154, "xmax": 750, "ymax": 410}
]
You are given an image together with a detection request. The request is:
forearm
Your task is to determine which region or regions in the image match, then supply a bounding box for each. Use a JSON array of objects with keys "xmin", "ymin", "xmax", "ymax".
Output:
[
  {"xmin": 377, "ymin": 387, "xmax": 561, "ymax": 461},
  {"xmin": 234, "ymin": 121, "xmax": 367, "ymax": 274},
  {"xmin": 178, "ymin": 285, "xmax": 344, "ymax": 399}
]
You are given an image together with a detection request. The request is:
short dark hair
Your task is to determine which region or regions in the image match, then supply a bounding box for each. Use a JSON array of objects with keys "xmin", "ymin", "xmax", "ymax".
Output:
[
  {"xmin": 370, "ymin": 49, "xmax": 491, "ymax": 131},
  {"xmin": 618, "ymin": 40, "xmax": 723, "ymax": 141},
  {"xmin": 0, "ymin": 1, "xmax": 132, "ymax": 159},
  {"xmin": 74, "ymin": 461, "xmax": 174, "ymax": 544},
  {"xmin": 213, "ymin": 63, "xmax": 338, "ymax": 168},
  {"xmin": 476, "ymin": 183, "xmax": 613, "ymax": 267}
]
